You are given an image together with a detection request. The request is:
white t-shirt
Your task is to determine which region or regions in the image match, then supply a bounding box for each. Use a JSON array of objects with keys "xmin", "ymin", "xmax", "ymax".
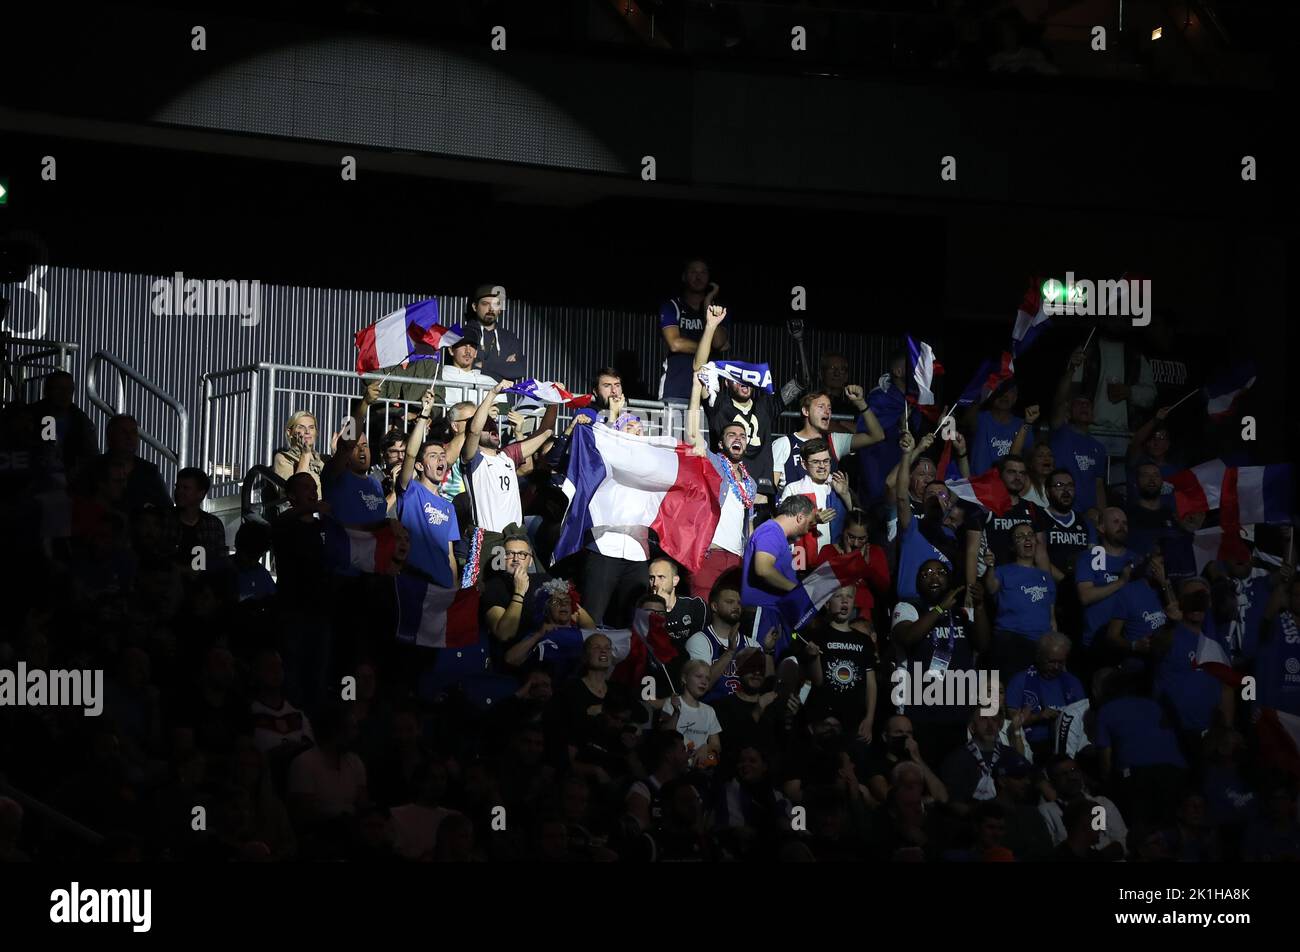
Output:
[
  {"xmin": 465, "ymin": 449, "xmax": 522, "ymax": 533},
  {"xmin": 287, "ymin": 748, "xmax": 367, "ymax": 818},
  {"xmin": 438, "ymin": 365, "xmax": 501, "ymax": 406},
  {"xmin": 711, "ymin": 483, "xmax": 747, "ymax": 555},
  {"xmin": 661, "ymin": 697, "xmax": 722, "ymax": 760},
  {"xmin": 770, "ymin": 431, "xmax": 853, "ymax": 487},
  {"xmin": 1039, "ymin": 793, "xmax": 1128, "ymax": 857}
]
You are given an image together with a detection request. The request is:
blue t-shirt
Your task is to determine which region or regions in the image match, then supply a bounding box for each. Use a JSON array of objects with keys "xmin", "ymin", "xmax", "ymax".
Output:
[
  {"xmin": 992, "ymin": 564, "xmax": 1056, "ymax": 638},
  {"xmin": 742, "ymin": 518, "xmax": 795, "ymax": 612},
  {"xmin": 1074, "ymin": 548, "xmax": 1137, "ymax": 645},
  {"xmin": 1005, "ymin": 668, "xmax": 1086, "ymax": 745},
  {"xmin": 971, "ymin": 411, "xmax": 1029, "ymax": 475},
  {"xmin": 1112, "ymin": 580, "xmax": 1168, "ymax": 645},
  {"xmin": 1257, "ymin": 610, "xmax": 1300, "ymax": 716},
  {"xmin": 897, "ymin": 518, "xmax": 955, "ymax": 602},
  {"xmin": 1048, "ymin": 426, "xmax": 1108, "ymax": 513},
  {"xmin": 1094, "ymin": 696, "xmax": 1188, "ymax": 770},
  {"xmin": 1155, "ymin": 625, "xmax": 1225, "ymax": 732},
  {"xmin": 659, "ymin": 296, "xmax": 729, "ymax": 401},
  {"xmin": 322, "ymin": 468, "xmax": 387, "ymax": 526},
  {"xmin": 529, "ymin": 626, "xmax": 588, "ymax": 683},
  {"xmin": 396, "ymin": 481, "xmax": 461, "ymax": 588}
]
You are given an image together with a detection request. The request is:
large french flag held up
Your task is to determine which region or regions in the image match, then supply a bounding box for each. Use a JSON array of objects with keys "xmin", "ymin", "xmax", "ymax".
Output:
[
  {"xmin": 354, "ymin": 299, "xmax": 462, "ymax": 374},
  {"xmin": 395, "ymin": 576, "xmax": 479, "ymax": 648},
  {"xmin": 777, "ymin": 550, "xmax": 869, "ymax": 631},
  {"xmin": 1168, "ymin": 459, "xmax": 1228, "ymax": 518},
  {"xmin": 945, "ymin": 468, "xmax": 1014, "ymax": 516},
  {"xmin": 555, "ymin": 423, "xmax": 722, "ymax": 572},
  {"xmin": 1203, "ymin": 362, "xmax": 1256, "ymax": 420}
]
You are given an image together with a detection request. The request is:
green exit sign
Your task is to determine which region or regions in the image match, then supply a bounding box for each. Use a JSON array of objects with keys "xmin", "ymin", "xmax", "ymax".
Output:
[{"xmin": 0, "ymin": 178, "xmax": 8, "ymax": 205}]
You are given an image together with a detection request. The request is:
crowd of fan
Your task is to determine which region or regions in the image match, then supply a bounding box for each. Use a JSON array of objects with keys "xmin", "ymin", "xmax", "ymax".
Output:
[{"xmin": 0, "ymin": 271, "xmax": 1297, "ymax": 863}]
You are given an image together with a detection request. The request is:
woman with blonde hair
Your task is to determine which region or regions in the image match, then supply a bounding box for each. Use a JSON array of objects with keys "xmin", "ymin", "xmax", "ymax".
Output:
[{"xmin": 272, "ymin": 410, "xmax": 325, "ymax": 491}]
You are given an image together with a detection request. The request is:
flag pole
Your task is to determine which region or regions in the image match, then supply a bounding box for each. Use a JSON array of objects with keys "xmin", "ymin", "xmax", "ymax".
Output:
[
  {"xmin": 1080, "ymin": 326, "xmax": 1096, "ymax": 352},
  {"xmin": 1164, "ymin": 388, "xmax": 1200, "ymax": 414}
]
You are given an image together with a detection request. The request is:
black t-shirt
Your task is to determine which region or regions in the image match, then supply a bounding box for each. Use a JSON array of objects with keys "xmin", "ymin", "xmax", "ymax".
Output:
[
  {"xmin": 802, "ymin": 620, "xmax": 877, "ymax": 726},
  {"xmin": 713, "ymin": 692, "xmax": 772, "ymax": 758},
  {"xmin": 1044, "ymin": 508, "xmax": 1094, "ymax": 578},
  {"xmin": 708, "ymin": 389, "xmax": 776, "ymax": 497},
  {"xmin": 890, "ymin": 599, "xmax": 979, "ymax": 724},
  {"xmin": 481, "ymin": 570, "xmax": 554, "ymax": 637},
  {"xmin": 663, "ymin": 595, "xmax": 707, "ymax": 647},
  {"xmin": 270, "ymin": 514, "xmax": 327, "ymax": 601},
  {"xmin": 971, "ymin": 498, "xmax": 1048, "ymax": 565}
]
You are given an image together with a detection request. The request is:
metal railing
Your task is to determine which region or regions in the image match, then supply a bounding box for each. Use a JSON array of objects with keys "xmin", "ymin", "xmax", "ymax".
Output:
[
  {"xmin": 0, "ymin": 334, "xmax": 79, "ymax": 404},
  {"xmin": 199, "ymin": 362, "xmax": 851, "ymax": 498},
  {"xmin": 85, "ymin": 350, "xmax": 190, "ymax": 476}
]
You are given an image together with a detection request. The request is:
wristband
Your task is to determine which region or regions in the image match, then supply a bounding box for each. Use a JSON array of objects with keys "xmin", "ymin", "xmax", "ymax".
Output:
[{"xmin": 511, "ymin": 594, "xmax": 525, "ymax": 603}]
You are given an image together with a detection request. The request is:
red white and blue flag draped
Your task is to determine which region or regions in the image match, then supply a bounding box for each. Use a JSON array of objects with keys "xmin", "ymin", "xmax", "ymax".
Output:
[
  {"xmin": 1191, "ymin": 629, "xmax": 1242, "ymax": 686},
  {"xmin": 777, "ymin": 550, "xmax": 869, "ymax": 632},
  {"xmin": 501, "ymin": 379, "xmax": 594, "ymax": 408},
  {"xmin": 395, "ymin": 577, "xmax": 480, "ymax": 649},
  {"xmin": 945, "ymin": 468, "xmax": 1015, "ymax": 516},
  {"xmin": 354, "ymin": 299, "xmax": 463, "ymax": 374},
  {"xmin": 1009, "ymin": 279, "xmax": 1052, "ymax": 370},
  {"xmin": 556, "ymin": 423, "xmax": 723, "ymax": 573},
  {"xmin": 322, "ymin": 519, "xmax": 399, "ymax": 575},
  {"xmin": 1203, "ymin": 362, "xmax": 1256, "ymax": 420},
  {"xmin": 611, "ymin": 608, "xmax": 681, "ymax": 688}
]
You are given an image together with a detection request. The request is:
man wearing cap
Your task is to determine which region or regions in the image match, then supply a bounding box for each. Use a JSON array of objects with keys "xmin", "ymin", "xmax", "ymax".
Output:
[
  {"xmin": 464, "ymin": 284, "xmax": 527, "ymax": 382},
  {"xmin": 434, "ymin": 328, "xmax": 505, "ymax": 408}
]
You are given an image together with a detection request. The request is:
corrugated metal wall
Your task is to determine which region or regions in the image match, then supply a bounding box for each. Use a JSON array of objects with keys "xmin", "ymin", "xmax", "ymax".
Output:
[{"xmin": 2, "ymin": 265, "xmax": 897, "ymax": 484}]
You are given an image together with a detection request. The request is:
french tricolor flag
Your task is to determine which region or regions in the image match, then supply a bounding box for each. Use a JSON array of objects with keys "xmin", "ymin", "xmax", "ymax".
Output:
[
  {"xmin": 323, "ymin": 519, "xmax": 399, "ymax": 575},
  {"xmin": 555, "ymin": 423, "xmax": 722, "ymax": 572},
  {"xmin": 502, "ymin": 379, "xmax": 594, "ymax": 408},
  {"xmin": 1192, "ymin": 630, "xmax": 1241, "ymax": 686},
  {"xmin": 776, "ymin": 550, "xmax": 870, "ymax": 631},
  {"xmin": 1203, "ymin": 362, "xmax": 1256, "ymax": 420},
  {"xmin": 395, "ymin": 577, "xmax": 479, "ymax": 648},
  {"xmin": 945, "ymin": 468, "xmax": 1014, "ymax": 516},
  {"xmin": 354, "ymin": 300, "xmax": 462, "ymax": 374},
  {"xmin": 907, "ymin": 336, "xmax": 943, "ymax": 409},
  {"xmin": 1170, "ymin": 460, "xmax": 1293, "ymax": 523},
  {"xmin": 1010, "ymin": 281, "xmax": 1052, "ymax": 369},
  {"xmin": 611, "ymin": 609, "xmax": 679, "ymax": 688}
]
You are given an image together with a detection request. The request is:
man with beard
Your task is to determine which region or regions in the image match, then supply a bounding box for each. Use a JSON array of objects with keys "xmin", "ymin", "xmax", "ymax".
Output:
[
  {"xmin": 463, "ymin": 284, "xmax": 527, "ymax": 381},
  {"xmin": 685, "ymin": 573, "xmax": 753, "ymax": 703},
  {"xmin": 1042, "ymin": 468, "xmax": 1095, "ymax": 639},
  {"xmin": 1049, "ymin": 347, "xmax": 1109, "ymax": 519},
  {"xmin": 659, "ymin": 258, "xmax": 729, "ymax": 403},
  {"xmin": 1075, "ymin": 507, "xmax": 1137, "ymax": 670},
  {"xmin": 394, "ymin": 388, "xmax": 460, "ymax": 588},
  {"xmin": 704, "ymin": 373, "xmax": 776, "ymax": 513},
  {"xmin": 1125, "ymin": 460, "xmax": 1184, "ymax": 559},
  {"xmin": 687, "ymin": 306, "xmax": 759, "ymax": 597},
  {"xmin": 963, "ymin": 453, "xmax": 1050, "ymax": 595},
  {"xmin": 891, "ymin": 559, "xmax": 992, "ymax": 763},
  {"xmin": 770, "ymin": 389, "xmax": 885, "ymax": 493},
  {"xmin": 895, "ymin": 432, "xmax": 968, "ymax": 602}
]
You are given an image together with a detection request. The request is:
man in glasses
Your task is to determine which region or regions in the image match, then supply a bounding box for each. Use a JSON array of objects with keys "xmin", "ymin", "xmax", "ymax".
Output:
[
  {"xmin": 779, "ymin": 438, "xmax": 856, "ymax": 563},
  {"xmin": 1043, "ymin": 467, "xmax": 1096, "ymax": 640}
]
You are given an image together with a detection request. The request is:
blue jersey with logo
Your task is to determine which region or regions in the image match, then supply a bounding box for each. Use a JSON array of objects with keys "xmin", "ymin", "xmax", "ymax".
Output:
[
  {"xmin": 659, "ymin": 296, "xmax": 729, "ymax": 401},
  {"xmin": 323, "ymin": 469, "xmax": 387, "ymax": 526},
  {"xmin": 1257, "ymin": 611, "xmax": 1300, "ymax": 716},
  {"xmin": 1048, "ymin": 426, "xmax": 1108, "ymax": 513},
  {"xmin": 1113, "ymin": 580, "xmax": 1169, "ymax": 645},
  {"xmin": 1074, "ymin": 548, "xmax": 1137, "ymax": 646},
  {"xmin": 992, "ymin": 564, "xmax": 1056, "ymax": 638},
  {"xmin": 1155, "ymin": 624, "xmax": 1225, "ymax": 732},
  {"xmin": 396, "ymin": 480, "xmax": 460, "ymax": 588},
  {"xmin": 971, "ymin": 411, "xmax": 1029, "ymax": 475}
]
